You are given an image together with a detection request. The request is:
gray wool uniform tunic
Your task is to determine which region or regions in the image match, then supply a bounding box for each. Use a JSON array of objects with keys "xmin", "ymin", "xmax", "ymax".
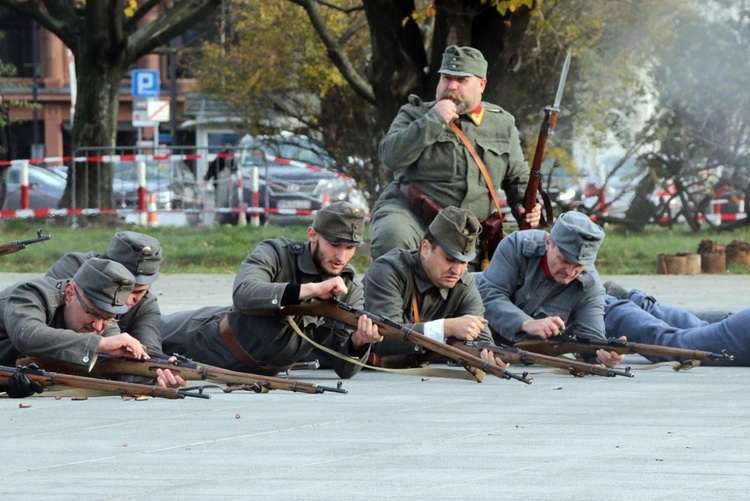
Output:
[
  {"xmin": 364, "ymin": 248, "xmax": 493, "ymax": 357},
  {"xmin": 161, "ymin": 238, "xmax": 369, "ymax": 379},
  {"xmin": 473, "ymin": 230, "xmax": 606, "ymax": 343},
  {"xmin": 0, "ymin": 277, "xmax": 119, "ymax": 367},
  {"xmin": 46, "ymin": 251, "xmax": 162, "ymax": 353}
]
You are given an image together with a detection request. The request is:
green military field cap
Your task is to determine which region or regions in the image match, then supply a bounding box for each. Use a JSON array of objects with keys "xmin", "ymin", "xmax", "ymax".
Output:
[
  {"xmin": 550, "ymin": 211, "xmax": 605, "ymax": 266},
  {"xmin": 439, "ymin": 45, "xmax": 488, "ymax": 79},
  {"xmin": 312, "ymin": 201, "xmax": 366, "ymax": 246},
  {"xmin": 106, "ymin": 231, "xmax": 162, "ymax": 285},
  {"xmin": 73, "ymin": 258, "xmax": 135, "ymax": 315},
  {"xmin": 428, "ymin": 206, "xmax": 482, "ymax": 262}
]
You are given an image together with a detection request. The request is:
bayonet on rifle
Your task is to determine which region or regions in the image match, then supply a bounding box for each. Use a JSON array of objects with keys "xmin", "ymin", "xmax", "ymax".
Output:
[{"xmin": 521, "ymin": 52, "xmax": 571, "ymax": 230}]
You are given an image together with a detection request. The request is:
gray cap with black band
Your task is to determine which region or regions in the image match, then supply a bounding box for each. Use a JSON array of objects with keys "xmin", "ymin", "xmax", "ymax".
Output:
[
  {"xmin": 312, "ymin": 201, "xmax": 366, "ymax": 246},
  {"xmin": 73, "ymin": 258, "xmax": 135, "ymax": 315},
  {"xmin": 549, "ymin": 211, "xmax": 605, "ymax": 266},
  {"xmin": 427, "ymin": 206, "xmax": 482, "ymax": 262}
]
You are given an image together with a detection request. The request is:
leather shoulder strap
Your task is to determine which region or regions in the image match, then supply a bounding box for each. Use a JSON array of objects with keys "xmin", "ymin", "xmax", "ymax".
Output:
[{"xmin": 449, "ymin": 121, "xmax": 503, "ymax": 215}]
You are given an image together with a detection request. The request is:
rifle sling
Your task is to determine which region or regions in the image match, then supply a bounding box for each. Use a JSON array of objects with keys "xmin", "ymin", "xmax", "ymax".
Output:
[
  {"xmin": 449, "ymin": 122, "xmax": 503, "ymax": 215},
  {"xmin": 282, "ymin": 316, "xmax": 482, "ymax": 382}
]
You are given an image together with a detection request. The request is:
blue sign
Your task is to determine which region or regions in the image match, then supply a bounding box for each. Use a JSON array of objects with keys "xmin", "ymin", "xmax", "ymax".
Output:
[{"xmin": 132, "ymin": 70, "xmax": 160, "ymax": 98}]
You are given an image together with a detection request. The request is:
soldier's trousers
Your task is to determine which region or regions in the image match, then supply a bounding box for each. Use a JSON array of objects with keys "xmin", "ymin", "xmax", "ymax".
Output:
[{"xmin": 604, "ymin": 290, "xmax": 750, "ymax": 366}]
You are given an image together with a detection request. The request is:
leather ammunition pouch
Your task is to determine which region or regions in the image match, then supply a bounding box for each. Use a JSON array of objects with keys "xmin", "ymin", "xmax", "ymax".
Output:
[
  {"xmin": 399, "ymin": 183, "xmax": 442, "ymax": 226},
  {"xmin": 478, "ymin": 211, "xmax": 505, "ymax": 261}
]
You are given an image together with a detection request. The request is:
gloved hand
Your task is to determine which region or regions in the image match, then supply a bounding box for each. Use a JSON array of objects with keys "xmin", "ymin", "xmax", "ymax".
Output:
[{"xmin": 6, "ymin": 370, "xmax": 44, "ymax": 398}]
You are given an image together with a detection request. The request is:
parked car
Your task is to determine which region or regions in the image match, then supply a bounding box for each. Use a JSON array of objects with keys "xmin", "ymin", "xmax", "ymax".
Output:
[
  {"xmin": 112, "ymin": 160, "xmax": 199, "ymax": 212},
  {"xmin": 216, "ymin": 134, "xmax": 369, "ymax": 224},
  {"xmin": 3, "ymin": 163, "xmax": 66, "ymax": 210}
]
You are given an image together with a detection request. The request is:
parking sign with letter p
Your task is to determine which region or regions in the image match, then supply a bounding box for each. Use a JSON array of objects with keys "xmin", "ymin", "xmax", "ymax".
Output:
[{"xmin": 132, "ymin": 70, "xmax": 160, "ymax": 98}]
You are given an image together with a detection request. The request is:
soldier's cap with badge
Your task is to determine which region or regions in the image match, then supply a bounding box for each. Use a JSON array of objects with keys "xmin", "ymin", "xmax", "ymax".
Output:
[
  {"xmin": 72, "ymin": 258, "xmax": 135, "ymax": 315},
  {"xmin": 428, "ymin": 206, "xmax": 482, "ymax": 263},
  {"xmin": 105, "ymin": 231, "xmax": 162, "ymax": 285},
  {"xmin": 312, "ymin": 201, "xmax": 366, "ymax": 246},
  {"xmin": 549, "ymin": 210, "xmax": 605, "ymax": 266},
  {"xmin": 438, "ymin": 45, "xmax": 488, "ymax": 79}
]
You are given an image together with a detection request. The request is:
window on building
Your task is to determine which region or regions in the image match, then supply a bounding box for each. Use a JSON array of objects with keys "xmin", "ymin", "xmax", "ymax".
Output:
[{"xmin": 0, "ymin": 8, "xmax": 35, "ymax": 78}]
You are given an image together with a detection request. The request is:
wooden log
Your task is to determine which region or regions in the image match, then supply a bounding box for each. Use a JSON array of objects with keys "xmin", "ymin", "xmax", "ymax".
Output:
[
  {"xmin": 677, "ymin": 253, "xmax": 701, "ymax": 275},
  {"xmin": 700, "ymin": 252, "xmax": 726, "ymax": 274},
  {"xmin": 656, "ymin": 254, "xmax": 687, "ymax": 275}
]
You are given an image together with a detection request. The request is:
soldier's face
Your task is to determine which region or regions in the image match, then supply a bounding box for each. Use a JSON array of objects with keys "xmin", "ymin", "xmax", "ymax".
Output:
[
  {"xmin": 545, "ymin": 237, "xmax": 587, "ymax": 285},
  {"xmin": 308, "ymin": 228, "xmax": 357, "ymax": 276},
  {"xmin": 419, "ymin": 240, "xmax": 468, "ymax": 289},
  {"xmin": 63, "ymin": 283, "xmax": 117, "ymax": 335},
  {"xmin": 127, "ymin": 284, "xmax": 150, "ymax": 308},
  {"xmin": 436, "ymin": 74, "xmax": 487, "ymax": 115}
]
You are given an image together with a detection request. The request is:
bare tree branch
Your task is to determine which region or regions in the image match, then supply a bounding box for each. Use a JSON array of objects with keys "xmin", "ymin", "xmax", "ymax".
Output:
[{"xmin": 292, "ymin": 0, "xmax": 375, "ymax": 103}]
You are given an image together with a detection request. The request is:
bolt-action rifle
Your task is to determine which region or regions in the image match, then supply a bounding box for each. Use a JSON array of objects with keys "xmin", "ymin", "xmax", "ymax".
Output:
[
  {"xmin": 19, "ymin": 353, "xmax": 348, "ymax": 395},
  {"xmin": 0, "ymin": 364, "xmax": 208, "ymax": 399},
  {"xmin": 520, "ymin": 53, "xmax": 571, "ymax": 230},
  {"xmin": 0, "ymin": 229, "xmax": 51, "ymax": 256},
  {"xmin": 380, "ymin": 340, "xmax": 633, "ymax": 378},
  {"xmin": 514, "ymin": 334, "xmax": 734, "ymax": 364},
  {"xmin": 276, "ymin": 299, "xmax": 532, "ymax": 384}
]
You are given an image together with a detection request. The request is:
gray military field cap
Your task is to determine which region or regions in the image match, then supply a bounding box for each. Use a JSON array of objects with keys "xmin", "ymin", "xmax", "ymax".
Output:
[
  {"xmin": 550, "ymin": 211, "xmax": 605, "ymax": 266},
  {"xmin": 428, "ymin": 206, "xmax": 482, "ymax": 262},
  {"xmin": 73, "ymin": 258, "xmax": 135, "ymax": 315},
  {"xmin": 439, "ymin": 45, "xmax": 488, "ymax": 79},
  {"xmin": 312, "ymin": 201, "xmax": 366, "ymax": 246},
  {"xmin": 106, "ymin": 231, "xmax": 162, "ymax": 285}
]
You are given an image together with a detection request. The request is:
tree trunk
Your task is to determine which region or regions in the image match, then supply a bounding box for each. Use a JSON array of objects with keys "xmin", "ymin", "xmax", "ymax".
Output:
[
  {"xmin": 362, "ymin": 0, "xmax": 425, "ymax": 134},
  {"xmin": 61, "ymin": 58, "xmax": 127, "ymax": 209}
]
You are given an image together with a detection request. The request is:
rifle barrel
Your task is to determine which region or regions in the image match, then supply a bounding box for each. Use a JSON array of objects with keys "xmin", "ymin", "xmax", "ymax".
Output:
[
  {"xmin": 0, "ymin": 364, "xmax": 206, "ymax": 399},
  {"xmin": 279, "ymin": 300, "xmax": 532, "ymax": 384}
]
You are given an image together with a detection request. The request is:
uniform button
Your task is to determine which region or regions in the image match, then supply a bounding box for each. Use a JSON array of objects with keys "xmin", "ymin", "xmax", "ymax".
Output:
[
  {"xmin": 272, "ymin": 299, "xmax": 278, "ymax": 305},
  {"xmin": 83, "ymin": 356, "xmax": 89, "ymax": 363}
]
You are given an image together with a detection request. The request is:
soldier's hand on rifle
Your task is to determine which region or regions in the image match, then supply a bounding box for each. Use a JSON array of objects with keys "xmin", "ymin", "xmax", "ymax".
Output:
[
  {"xmin": 479, "ymin": 348, "xmax": 510, "ymax": 369},
  {"xmin": 97, "ymin": 333, "xmax": 149, "ymax": 360},
  {"xmin": 444, "ymin": 315, "xmax": 488, "ymax": 341},
  {"xmin": 434, "ymin": 99, "xmax": 459, "ymax": 124},
  {"xmin": 521, "ymin": 316, "xmax": 566, "ymax": 340},
  {"xmin": 155, "ymin": 367, "xmax": 187, "ymax": 389},
  {"xmin": 350, "ymin": 314, "xmax": 383, "ymax": 348},
  {"xmin": 596, "ymin": 337, "xmax": 627, "ymax": 368},
  {"xmin": 6, "ymin": 368, "xmax": 44, "ymax": 398},
  {"xmin": 300, "ymin": 277, "xmax": 348, "ymax": 300},
  {"xmin": 517, "ymin": 202, "xmax": 542, "ymax": 228}
]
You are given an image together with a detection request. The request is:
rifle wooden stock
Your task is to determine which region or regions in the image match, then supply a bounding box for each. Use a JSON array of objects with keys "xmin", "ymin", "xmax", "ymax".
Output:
[
  {"xmin": 278, "ymin": 300, "xmax": 531, "ymax": 384},
  {"xmin": 514, "ymin": 336, "xmax": 734, "ymax": 362},
  {"xmin": 0, "ymin": 230, "xmax": 51, "ymax": 257},
  {"xmin": 381, "ymin": 340, "xmax": 633, "ymax": 378},
  {"xmin": 0, "ymin": 364, "xmax": 207, "ymax": 399},
  {"xmin": 19, "ymin": 355, "xmax": 347, "ymax": 395},
  {"xmin": 520, "ymin": 107, "xmax": 557, "ymax": 230}
]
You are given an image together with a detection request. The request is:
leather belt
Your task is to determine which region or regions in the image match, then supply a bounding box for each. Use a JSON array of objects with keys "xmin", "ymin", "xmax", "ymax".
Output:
[{"xmin": 218, "ymin": 315, "xmax": 292, "ymax": 374}]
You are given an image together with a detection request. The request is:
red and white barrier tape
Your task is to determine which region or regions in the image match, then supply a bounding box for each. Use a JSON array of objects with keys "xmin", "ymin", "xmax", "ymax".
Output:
[{"xmin": 0, "ymin": 152, "xmax": 353, "ymax": 179}]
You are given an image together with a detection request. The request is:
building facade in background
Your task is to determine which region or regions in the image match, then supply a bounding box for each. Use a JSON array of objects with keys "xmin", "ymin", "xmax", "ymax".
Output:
[{"xmin": 0, "ymin": 7, "xmax": 223, "ymax": 162}]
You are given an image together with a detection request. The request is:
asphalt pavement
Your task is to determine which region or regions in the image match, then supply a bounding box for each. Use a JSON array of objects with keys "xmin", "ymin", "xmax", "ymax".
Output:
[{"xmin": 1, "ymin": 272, "xmax": 749, "ymax": 500}]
